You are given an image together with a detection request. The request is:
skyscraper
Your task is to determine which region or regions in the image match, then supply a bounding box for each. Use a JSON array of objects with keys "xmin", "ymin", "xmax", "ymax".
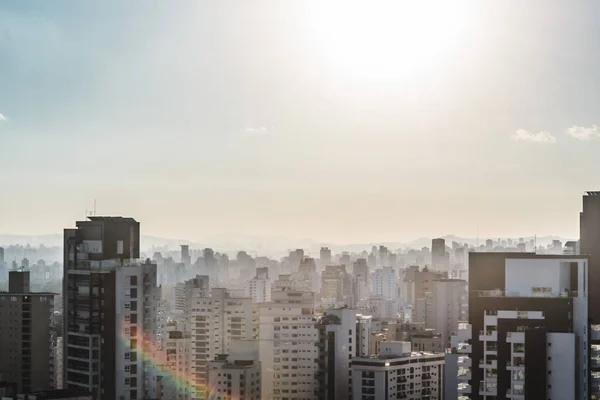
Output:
[
  {"xmin": 371, "ymin": 266, "xmax": 398, "ymax": 300},
  {"xmin": 0, "ymin": 270, "xmax": 56, "ymax": 394},
  {"xmin": 63, "ymin": 217, "xmax": 161, "ymax": 400},
  {"xmin": 315, "ymin": 308, "xmax": 372, "ymax": 400},
  {"xmin": 188, "ymin": 288, "xmax": 255, "ymax": 400},
  {"xmin": 180, "ymin": 245, "xmax": 191, "ymax": 266},
  {"xmin": 580, "ymin": 191, "xmax": 600, "ymax": 396},
  {"xmin": 429, "ymin": 279, "xmax": 467, "ymax": 348},
  {"xmin": 351, "ymin": 341, "xmax": 445, "ymax": 399},
  {"xmin": 319, "ymin": 247, "xmax": 332, "ymax": 270},
  {"xmin": 259, "ymin": 291, "xmax": 317, "ymax": 400},
  {"xmin": 465, "ymin": 252, "xmax": 589, "ymax": 399},
  {"xmin": 431, "ymin": 238, "xmax": 449, "ymax": 271}
]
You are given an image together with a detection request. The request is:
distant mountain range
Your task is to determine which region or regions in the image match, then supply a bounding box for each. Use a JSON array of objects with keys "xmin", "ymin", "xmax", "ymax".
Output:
[{"xmin": 0, "ymin": 233, "xmax": 576, "ymax": 258}]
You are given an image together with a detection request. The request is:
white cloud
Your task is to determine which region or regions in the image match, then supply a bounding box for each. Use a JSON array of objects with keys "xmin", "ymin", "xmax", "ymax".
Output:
[
  {"xmin": 0, "ymin": 113, "xmax": 6, "ymax": 121},
  {"xmin": 565, "ymin": 125, "xmax": 600, "ymax": 141},
  {"xmin": 512, "ymin": 129, "xmax": 556, "ymax": 143}
]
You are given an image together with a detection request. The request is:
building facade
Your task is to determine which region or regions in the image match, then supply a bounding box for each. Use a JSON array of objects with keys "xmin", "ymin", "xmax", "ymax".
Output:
[
  {"xmin": 465, "ymin": 253, "xmax": 588, "ymax": 399},
  {"xmin": 188, "ymin": 288, "xmax": 255, "ymax": 400},
  {"xmin": 258, "ymin": 291, "xmax": 317, "ymax": 400},
  {"xmin": 63, "ymin": 216, "xmax": 161, "ymax": 400},
  {"xmin": 351, "ymin": 341, "xmax": 445, "ymax": 399},
  {"xmin": 0, "ymin": 271, "xmax": 56, "ymax": 394}
]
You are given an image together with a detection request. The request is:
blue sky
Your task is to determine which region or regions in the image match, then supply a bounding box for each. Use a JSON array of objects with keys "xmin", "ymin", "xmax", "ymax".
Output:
[{"xmin": 1, "ymin": 0, "xmax": 600, "ymax": 243}]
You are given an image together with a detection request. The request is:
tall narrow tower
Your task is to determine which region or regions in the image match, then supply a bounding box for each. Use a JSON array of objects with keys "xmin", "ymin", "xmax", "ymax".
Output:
[{"xmin": 63, "ymin": 217, "xmax": 160, "ymax": 400}]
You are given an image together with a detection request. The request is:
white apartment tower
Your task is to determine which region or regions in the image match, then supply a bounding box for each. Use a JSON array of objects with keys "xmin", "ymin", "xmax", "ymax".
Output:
[
  {"xmin": 189, "ymin": 288, "xmax": 254, "ymax": 400},
  {"xmin": 372, "ymin": 266, "xmax": 398, "ymax": 300},
  {"xmin": 351, "ymin": 341, "xmax": 445, "ymax": 399},
  {"xmin": 258, "ymin": 291, "xmax": 318, "ymax": 400},
  {"xmin": 206, "ymin": 341, "xmax": 261, "ymax": 400},
  {"xmin": 158, "ymin": 328, "xmax": 191, "ymax": 400},
  {"xmin": 246, "ymin": 268, "xmax": 272, "ymax": 303},
  {"xmin": 429, "ymin": 279, "xmax": 468, "ymax": 348}
]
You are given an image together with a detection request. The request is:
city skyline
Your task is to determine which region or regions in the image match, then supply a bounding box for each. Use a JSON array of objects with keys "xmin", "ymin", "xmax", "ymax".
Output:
[{"xmin": 2, "ymin": 1, "xmax": 600, "ymax": 242}]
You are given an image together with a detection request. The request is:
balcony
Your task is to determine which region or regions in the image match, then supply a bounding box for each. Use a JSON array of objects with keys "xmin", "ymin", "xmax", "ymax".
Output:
[
  {"xmin": 506, "ymin": 361, "xmax": 525, "ymax": 370},
  {"xmin": 478, "ymin": 381, "xmax": 497, "ymax": 396},
  {"xmin": 457, "ymin": 356, "xmax": 471, "ymax": 368},
  {"xmin": 479, "ymin": 330, "xmax": 497, "ymax": 341},
  {"xmin": 479, "ymin": 359, "xmax": 497, "ymax": 369},
  {"xmin": 457, "ymin": 343, "xmax": 471, "ymax": 354},
  {"xmin": 457, "ymin": 383, "xmax": 471, "ymax": 394},
  {"xmin": 507, "ymin": 388, "xmax": 525, "ymax": 399},
  {"xmin": 512, "ymin": 344, "xmax": 525, "ymax": 354},
  {"xmin": 457, "ymin": 367, "xmax": 471, "ymax": 381}
]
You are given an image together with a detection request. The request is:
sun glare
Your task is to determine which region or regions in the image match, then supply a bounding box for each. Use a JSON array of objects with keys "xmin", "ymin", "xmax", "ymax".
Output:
[{"xmin": 306, "ymin": 1, "xmax": 472, "ymax": 87}]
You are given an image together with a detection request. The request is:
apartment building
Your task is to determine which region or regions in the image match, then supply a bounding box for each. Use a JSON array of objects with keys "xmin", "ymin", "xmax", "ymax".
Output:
[
  {"xmin": 246, "ymin": 268, "xmax": 272, "ymax": 303},
  {"xmin": 189, "ymin": 288, "xmax": 254, "ymax": 400},
  {"xmin": 351, "ymin": 341, "xmax": 445, "ymax": 399},
  {"xmin": 160, "ymin": 329, "xmax": 191, "ymax": 400},
  {"xmin": 0, "ymin": 271, "xmax": 56, "ymax": 394},
  {"xmin": 315, "ymin": 309, "xmax": 372, "ymax": 400},
  {"xmin": 371, "ymin": 267, "xmax": 398, "ymax": 300},
  {"xmin": 465, "ymin": 252, "xmax": 588, "ymax": 400},
  {"xmin": 206, "ymin": 341, "xmax": 261, "ymax": 400},
  {"xmin": 63, "ymin": 216, "xmax": 161, "ymax": 400},
  {"xmin": 258, "ymin": 291, "xmax": 318, "ymax": 400}
]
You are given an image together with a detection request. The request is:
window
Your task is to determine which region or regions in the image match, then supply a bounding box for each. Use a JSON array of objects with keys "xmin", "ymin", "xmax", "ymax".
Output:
[
  {"xmin": 117, "ymin": 240, "xmax": 124, "ymax": 255},
  {"xmin": 130, "ymin": 276, "xmax": 137, "ymax": 286},
  {"xmin": 130, "ymin": 301, "xmax": 137, "ymax": 310},
  {"xmin": 130, "ymin": 314, "xmax": 137, "ymax": 324},
  {"xmin": 130, "ymin": 288, "xmax": 137, "ymax": 299}
]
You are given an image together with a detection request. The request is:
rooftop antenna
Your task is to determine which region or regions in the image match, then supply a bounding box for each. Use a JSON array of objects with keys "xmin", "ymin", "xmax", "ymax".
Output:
[
  {"xmin": 93, "ymin": 199, "xmax": 97, "ymax": 216},
  {"xmin": 534, "ymin": 234, "xmax": 537, "ymax": 253}
]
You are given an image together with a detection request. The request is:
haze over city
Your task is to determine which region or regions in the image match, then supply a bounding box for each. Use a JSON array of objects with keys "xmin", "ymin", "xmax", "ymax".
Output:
[
  {"xmin": 2, "ymin": 1, "xmax": 600, "ymax": 243},
  {"xmin": 2, "ymin": 2, "xmax": 600, "ymax": 400}
]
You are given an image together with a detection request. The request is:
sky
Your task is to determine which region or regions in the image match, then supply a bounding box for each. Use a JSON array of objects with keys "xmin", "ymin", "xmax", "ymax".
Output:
[{"xmin": 1, "ymin": 0, "xmax": 600, "ymax": 244}]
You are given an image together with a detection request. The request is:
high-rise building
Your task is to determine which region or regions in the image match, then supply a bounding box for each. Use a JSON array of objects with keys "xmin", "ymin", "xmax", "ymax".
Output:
[
  {"xmin": 580, "ymin": 191, "xmax": 600, "ymax": 396},
  {"xmin": 63, "ymin": 216, "xmax": 161, "ymax": 400},
  {"xmin": 206, "ymin": 340, "xmax": 261, "ymax": 400},
  {"xmin": 320, "ymin": 247, "xmax": 332, "ymax": 269},
  {"xmin": 431, "ymin": 238, "xmax": 449, "ymax": 271},
  {"xmin": 160, "ymin": 329, "xmax": 191, "ymax": 400},
  {"xmin": 0, "ymin": 270, "xmax": 56, "ymax": 394},
  {"xmin": 315, "ymin": 309, "xmax": 372, "ymax": 400},
  {"xmin": 247, "ymin": 268, "xmax": 272, "ymax": 303},
  {"xmin": 371, "ymin": 266, "xmax": 398, "ymax": 300},
  {"xmin": 180, "ymin": 245, "xmax": 191, "ymax": 266},
  {"xmin": 0, "ymin": 247, "xmax": 5, "ymax": 280},
  {"xmin": 448, "ymin": 322, "xmax": 472, "ymax": 400},
  {"xmin": 188, "ymin": 288, "xmax": 255, "ymax": 400},
  {"xmin": 465, "ymin": 252, "xmax": 589, "ymax": 399},
  {"xmin": 321, "ymin": 265, "xmax": 351, "ymax": 305},
  {"xmin": 351, "ymin": 259, "xmax": 370, "ymax": 307},
  {"xmin": 351, "ymin": 341, "xmax": 445, "ymax": 399},
  {"xmin": 429, "ymin": 279, "xmax": 467, "ymax": 348},
  {"xmin": 258, "ymin": 291, "xmax": 317, "ymax": 400}
]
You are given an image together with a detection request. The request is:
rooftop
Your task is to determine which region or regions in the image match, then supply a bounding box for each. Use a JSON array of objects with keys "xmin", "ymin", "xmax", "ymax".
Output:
[{"xmin": 86, "ymin": 216, "xmax": 137, "ymax": 222}]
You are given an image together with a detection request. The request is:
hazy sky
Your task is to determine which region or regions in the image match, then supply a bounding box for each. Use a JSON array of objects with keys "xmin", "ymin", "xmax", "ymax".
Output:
[{"xmin": 1, "ymin": 1, "xmax": 600, "ymax": 243}]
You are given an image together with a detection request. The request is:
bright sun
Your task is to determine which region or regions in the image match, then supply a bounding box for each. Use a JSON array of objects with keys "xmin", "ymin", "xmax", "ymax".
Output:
[{"xmin": 306, "ymin": 1, "xmax": 472, "ymax": 86}]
